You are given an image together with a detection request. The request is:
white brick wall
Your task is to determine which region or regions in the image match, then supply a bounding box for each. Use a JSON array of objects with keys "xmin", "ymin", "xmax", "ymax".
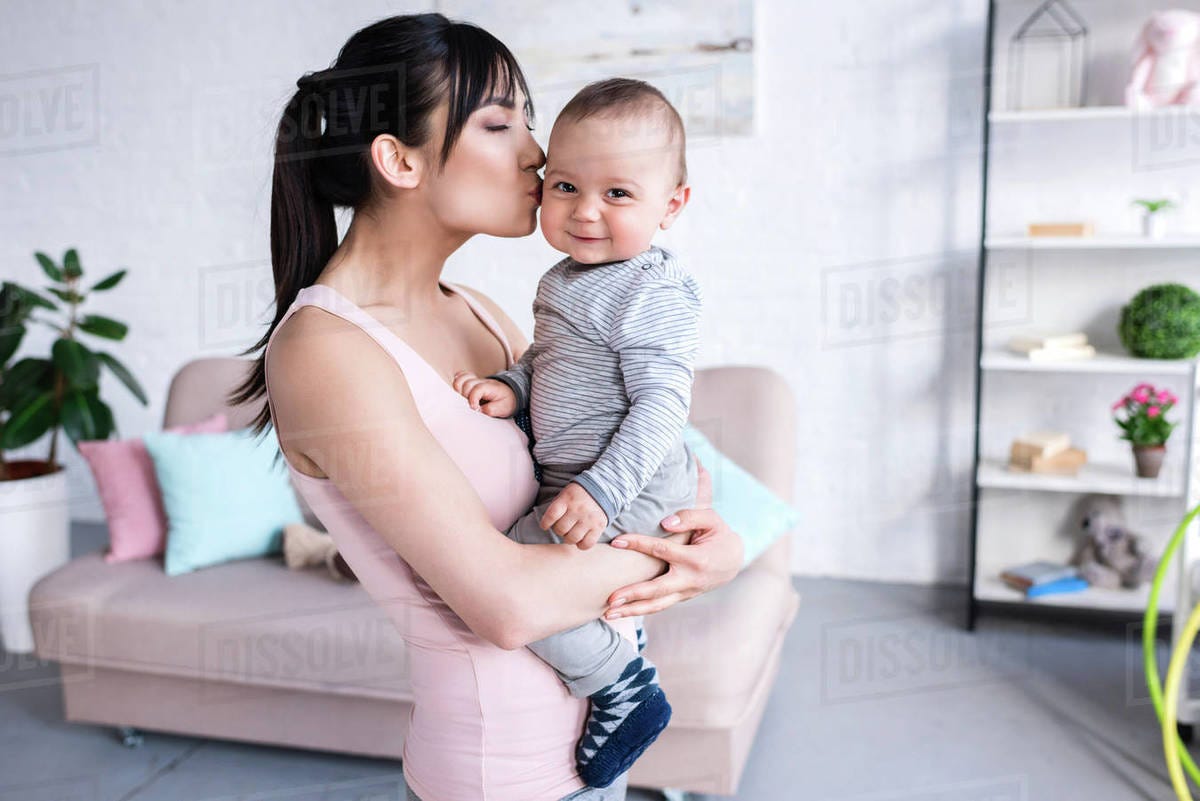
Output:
[{"xmin": 1, "ymin": 0, "xmax": 996, "ymax": 584}]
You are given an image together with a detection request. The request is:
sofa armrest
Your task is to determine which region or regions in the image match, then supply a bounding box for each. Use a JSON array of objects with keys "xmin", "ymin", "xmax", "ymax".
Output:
[{"xmin": 689, "ymin": 365, "xmax": 796, "ymax": 577}]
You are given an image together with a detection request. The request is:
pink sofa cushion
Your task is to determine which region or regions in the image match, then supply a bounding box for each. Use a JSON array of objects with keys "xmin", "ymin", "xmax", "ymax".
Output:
[{"xmin": 78, "ymin": 412, "xmax": 229, "ymax": 564}]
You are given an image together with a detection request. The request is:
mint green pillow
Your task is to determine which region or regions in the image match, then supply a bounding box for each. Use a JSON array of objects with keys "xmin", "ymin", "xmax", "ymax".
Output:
[
  {"xmin": 682, "ymin": 425, "xmax": 800, "ymax": 566},
  {"xmin": 143, "ymin": 425, "xmax": 302, "ymax": 576}
]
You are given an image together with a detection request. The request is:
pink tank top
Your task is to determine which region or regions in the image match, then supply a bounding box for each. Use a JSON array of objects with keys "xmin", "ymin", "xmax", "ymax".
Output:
[{"xmin": 262, "ymin": 281, "xmax": 635, "ymax": 801}]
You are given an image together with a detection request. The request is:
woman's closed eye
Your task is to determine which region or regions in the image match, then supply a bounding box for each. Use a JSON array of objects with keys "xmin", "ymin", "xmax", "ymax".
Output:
[{"xmin": 486, "ymin": 123, "xmax": 536, "ymax": 132}]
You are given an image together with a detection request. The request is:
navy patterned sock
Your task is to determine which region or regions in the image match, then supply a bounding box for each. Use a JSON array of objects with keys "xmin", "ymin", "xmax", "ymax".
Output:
[
  {"xmin": 635, "ymin": 622, "xmax": 646, "ymax": 653},
  {"xmin": 575, "ymin": 655, "xmax": 671, "ymax": 788}
]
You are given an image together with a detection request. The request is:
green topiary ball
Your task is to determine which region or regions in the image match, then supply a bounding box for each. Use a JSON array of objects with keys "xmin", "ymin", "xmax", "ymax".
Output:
[{"xmin": 1118, "ymin": 283, "xmax": 1200, "ymax": 359}]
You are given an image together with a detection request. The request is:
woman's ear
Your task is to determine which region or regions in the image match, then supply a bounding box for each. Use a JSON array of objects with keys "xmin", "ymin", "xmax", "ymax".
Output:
[
  {"xmin": 658, "ymin": 183, "xmax": 691, "ymax": 231},
  {"xmin": 369, "ymin": 133, "xmax": 425, "ymax": 191}
]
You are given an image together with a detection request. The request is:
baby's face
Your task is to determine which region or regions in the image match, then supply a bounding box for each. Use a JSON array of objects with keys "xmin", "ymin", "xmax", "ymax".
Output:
[{"xmin": 539, "ymin": 114, "xmax": 687, "ymax": 264}]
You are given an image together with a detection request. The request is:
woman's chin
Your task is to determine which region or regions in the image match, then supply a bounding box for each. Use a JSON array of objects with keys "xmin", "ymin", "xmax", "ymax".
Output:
[{"xmin": 487, "ymin": 218, "xmax": 538, "ymax": 239}]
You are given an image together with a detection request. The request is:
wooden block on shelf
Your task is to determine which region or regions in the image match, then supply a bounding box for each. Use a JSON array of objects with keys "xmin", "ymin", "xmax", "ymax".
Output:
[
  {"xmin": 1027, "ymin": 221, "xmax": 1094, "ymax": 237},
  {"xmin": 1010, "ymin": 431, "xmax": 1070, "ymax": 467},
  {"xmin": 1008, "ymin": 446, "xmax": 1087, "ymax": 476}
]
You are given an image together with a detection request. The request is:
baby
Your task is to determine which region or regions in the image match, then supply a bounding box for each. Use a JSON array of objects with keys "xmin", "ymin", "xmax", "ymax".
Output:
[{"xmin": 453, "ymin": 77, "xmax": 702, "ymax": 789}]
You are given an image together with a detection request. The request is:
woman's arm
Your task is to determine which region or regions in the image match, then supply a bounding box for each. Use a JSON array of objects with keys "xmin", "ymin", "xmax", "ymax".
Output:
[{"xmin": 269, "ymin": 309, "xmax": 678, "ymax": 650}]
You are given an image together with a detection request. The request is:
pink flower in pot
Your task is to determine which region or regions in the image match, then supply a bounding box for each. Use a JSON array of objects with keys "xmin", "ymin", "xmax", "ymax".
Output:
[{"xmin": 1113, "ymin": 382, "xmax": 1179, "ymax": 478}]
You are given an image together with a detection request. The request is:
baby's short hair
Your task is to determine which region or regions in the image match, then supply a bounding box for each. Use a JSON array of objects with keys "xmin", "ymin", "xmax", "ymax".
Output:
[{"xmin": 557, "ymin": 77, "xmax": 688, "ymax": 189}]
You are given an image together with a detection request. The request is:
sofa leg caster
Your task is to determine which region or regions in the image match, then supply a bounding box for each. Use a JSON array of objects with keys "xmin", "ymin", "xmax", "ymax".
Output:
[
  {"xmin": 662, "ymin": 790, "xmax": 691, "ymax": 801},
  {"xmin": 116, "ymin": 726, "xmax": 144, "ymax": 747}
]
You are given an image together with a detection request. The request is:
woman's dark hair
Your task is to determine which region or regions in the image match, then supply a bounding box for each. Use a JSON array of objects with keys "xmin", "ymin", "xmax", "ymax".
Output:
[{"xmin": 226, "ymin": 13, "xmax": 535, "ymax": 459}]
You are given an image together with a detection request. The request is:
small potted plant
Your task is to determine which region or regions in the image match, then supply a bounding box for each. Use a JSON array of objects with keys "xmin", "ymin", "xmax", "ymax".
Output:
[
  {"xmin": 1133, "ymin": 198, "xmax": 1176, "ymax": 239},
  {"xmin": 1112, "ymin": 382, "xmax": 1179, "ymax": 478},
  {"xmin": 0, "ymin": 249, "xmax": 145, "ymax": 653}
]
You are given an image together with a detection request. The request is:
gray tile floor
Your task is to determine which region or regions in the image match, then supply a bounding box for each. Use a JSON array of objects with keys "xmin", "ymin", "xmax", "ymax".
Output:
[{"xmin": 0, "ymin": 524, "xmax": 1180, "ymax": 800}]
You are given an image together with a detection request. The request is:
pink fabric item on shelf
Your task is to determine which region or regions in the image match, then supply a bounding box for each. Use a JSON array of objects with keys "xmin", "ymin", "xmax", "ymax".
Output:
[{"xmin": 78, "ymin": 412, "xmax": 229, "ymax": 564}]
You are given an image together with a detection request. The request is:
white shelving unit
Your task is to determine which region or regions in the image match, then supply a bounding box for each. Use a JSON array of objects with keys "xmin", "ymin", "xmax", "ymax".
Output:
[
  {"xmin": 985, "ymin": 236, "xmax": 1200, "ymax": 251},
  {"xmin": 989, "ymin": 105, "xmax": 1197, "ymax": 124},
  {"xmin": 969, "ymin": 5, "xmax": 1200, "ymax": 630},
  {"xmin": 981, "ymin": 349, "xmax": 1197, "ymax": 376},
  {"xmin": 976, "ymin": 457, "xmax": 1186, "ymax": 499}
]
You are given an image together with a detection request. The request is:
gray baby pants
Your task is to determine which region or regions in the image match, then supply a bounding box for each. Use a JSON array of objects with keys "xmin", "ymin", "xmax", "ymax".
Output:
[{"xmin": 505, "ymin": 439, "xmax": 698, "ymax": 698}]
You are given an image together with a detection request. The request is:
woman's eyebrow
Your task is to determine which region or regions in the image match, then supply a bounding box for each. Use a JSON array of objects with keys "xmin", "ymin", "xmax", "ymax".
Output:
[{"xmin": 480, "ymin": 95, "xmax": 516, "ymax": 109}]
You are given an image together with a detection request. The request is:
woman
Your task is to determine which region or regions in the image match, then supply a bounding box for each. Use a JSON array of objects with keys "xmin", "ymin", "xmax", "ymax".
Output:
[{"xmin": 230, "ymin": 13, "xmax": 745, "ymax": 801}]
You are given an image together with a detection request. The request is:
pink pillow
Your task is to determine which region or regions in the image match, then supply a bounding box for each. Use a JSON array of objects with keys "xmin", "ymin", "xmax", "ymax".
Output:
[{"xmin": 78, "ymin": 412, "xmax": 229, "ymax": 564}]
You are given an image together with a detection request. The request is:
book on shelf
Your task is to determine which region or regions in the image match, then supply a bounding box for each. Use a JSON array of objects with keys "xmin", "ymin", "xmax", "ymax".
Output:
[
  {"xmin": 1008, "ymin": 332, "xmax": 1088, "ymax": 353},
  {"xmin": 1007, "ymin": 331, "xmax": 1094, "ymax": 362},
  {"xmin": 1025, "ymin": 576, "xmax": 1090, "ymax": 598},
  {"xmin": 999, "ymin": 561, "xmax": 1080, "ymax": 591},
  {"xmin": 1024, "ymin": 344, "xmax": 1096, "ymax": 362}
]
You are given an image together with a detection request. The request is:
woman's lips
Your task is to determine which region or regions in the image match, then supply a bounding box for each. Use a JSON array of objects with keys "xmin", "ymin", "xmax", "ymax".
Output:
[{"xmin": 528, "ymin": 185, "xmax": 542, "ymax": 202}]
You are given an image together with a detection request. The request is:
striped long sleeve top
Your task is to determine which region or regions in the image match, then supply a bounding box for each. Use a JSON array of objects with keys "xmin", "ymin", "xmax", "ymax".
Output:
[{"xmin": 490, "ymin": 245, "xmax": 703, "ymax": 525}]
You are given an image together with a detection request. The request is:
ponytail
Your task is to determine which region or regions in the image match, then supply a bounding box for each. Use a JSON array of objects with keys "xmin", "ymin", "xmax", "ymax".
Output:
[{"xmin": 226, "ymin": 83, "xmax": 338, "ymax": 441}]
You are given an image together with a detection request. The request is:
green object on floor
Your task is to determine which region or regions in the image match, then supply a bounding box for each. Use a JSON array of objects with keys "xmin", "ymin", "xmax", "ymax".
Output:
[{"xmin": 1143, "ymin": 500, "xmax": 1200, "ymax": 798}]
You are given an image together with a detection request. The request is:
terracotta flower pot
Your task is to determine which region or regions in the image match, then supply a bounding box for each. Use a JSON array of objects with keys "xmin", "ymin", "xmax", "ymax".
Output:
[{"xmin": 1133, "ymin": 444, "xmax": 1166, "ymax": 478}]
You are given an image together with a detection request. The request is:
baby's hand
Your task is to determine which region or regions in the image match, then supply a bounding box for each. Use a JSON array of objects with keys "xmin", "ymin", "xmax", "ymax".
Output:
[
  {"xmin": 452, "ymin": 371, "xmax": 517, "ymax": 418},
  {"xmin": 540, "ymin": 483, "xmax": 608, "ymax": 550}
]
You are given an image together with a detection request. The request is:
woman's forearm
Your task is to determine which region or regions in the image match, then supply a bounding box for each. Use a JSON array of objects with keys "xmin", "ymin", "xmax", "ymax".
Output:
[{"xmin": 498, "ymin": 533, "xmax": 689, "ymax": 648}]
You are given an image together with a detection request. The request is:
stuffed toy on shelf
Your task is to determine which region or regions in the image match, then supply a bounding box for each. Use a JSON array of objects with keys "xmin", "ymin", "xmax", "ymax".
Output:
[
  {"xmin": 1126, "ymin": 9, "xmax": 1200, "ymax": 109},
  {"xmin": 1069, "ymin": 494, "xmax": 1156, "ymax": 590}
]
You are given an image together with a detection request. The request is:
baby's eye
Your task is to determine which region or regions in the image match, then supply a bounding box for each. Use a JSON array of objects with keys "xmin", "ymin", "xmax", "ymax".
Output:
[
  {"xmin": 607, "ymin": 189, "xmax": 630, "ymax": 199},
  {"xmin": 553, "ymin": 181, "xmax": 576, "ymax": 193}
]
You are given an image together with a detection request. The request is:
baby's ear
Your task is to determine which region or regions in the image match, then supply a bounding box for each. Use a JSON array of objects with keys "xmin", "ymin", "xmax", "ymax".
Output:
[{"xmin": 659, "ymin": 183, "xmax": 691, "ymax": 231}]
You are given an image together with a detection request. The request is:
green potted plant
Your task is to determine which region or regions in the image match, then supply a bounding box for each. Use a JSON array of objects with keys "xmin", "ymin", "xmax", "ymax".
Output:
[
  {"xmin": 1112, "ymin": 382, "xmax": 1179, "ymax": 478},
  {"xmin": 1133, "ymin": 198, "xmax": 1176, "ymax": 239},
  {"xmin": 0, "ymin": 249, "xmax": 145, "ymax": 653},
  {"xmin": 1118, "ymin": 283, "xmax": 1200, "ymax": 360}
]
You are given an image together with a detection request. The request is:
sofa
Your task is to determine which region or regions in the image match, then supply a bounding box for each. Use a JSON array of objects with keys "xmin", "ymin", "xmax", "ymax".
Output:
[{"xmin": 29, "ymin": 357, "xmax": 800, "ymax": 797}]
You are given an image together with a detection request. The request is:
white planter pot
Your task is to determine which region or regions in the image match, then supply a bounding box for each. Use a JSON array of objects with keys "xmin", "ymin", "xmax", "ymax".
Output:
[
  {"xmin": 1143, "ymin": 213, "xmax": 1166, "ymax": 239},
  {"xmin": 0, "ymin": 464, "xmax": 70, "ymax": 654}
]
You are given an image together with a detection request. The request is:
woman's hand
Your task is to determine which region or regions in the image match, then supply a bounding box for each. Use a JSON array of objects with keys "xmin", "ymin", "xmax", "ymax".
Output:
[{"xmin": 602, "ymin": 458, "xmax": 744, "ymax": 618}]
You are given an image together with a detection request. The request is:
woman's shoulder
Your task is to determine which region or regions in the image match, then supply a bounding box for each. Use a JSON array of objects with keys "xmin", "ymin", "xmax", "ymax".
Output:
[
  {"xmin": 452, "ymin": 283, "xmax": 529, "ymax": 356},
  {"xmin": 267, "ymin": 304, "xmax": 362, "ymax": 383},
  {"xmin": 266, "ymin": 304, "xmax": 421, "ymax": 437}
]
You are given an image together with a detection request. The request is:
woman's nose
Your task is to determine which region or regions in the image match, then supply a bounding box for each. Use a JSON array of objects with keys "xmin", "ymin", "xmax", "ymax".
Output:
[{"xmin": 521, "ymin": 130, "xmax": 546, "ymax": 172}]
